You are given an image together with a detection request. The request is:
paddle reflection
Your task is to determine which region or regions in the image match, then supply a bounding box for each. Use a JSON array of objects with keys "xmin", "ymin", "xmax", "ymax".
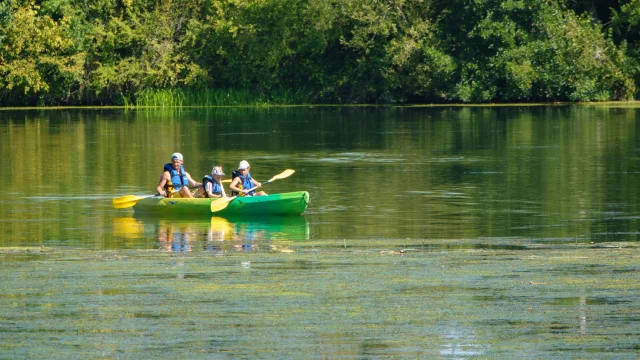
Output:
[
  {"xmin": 112, "ymin": 217, "xmax": 146, "ymax": 239},
  {"xmin": 113, "ymin": 215, "xmax": 309, "ymax": 253}
]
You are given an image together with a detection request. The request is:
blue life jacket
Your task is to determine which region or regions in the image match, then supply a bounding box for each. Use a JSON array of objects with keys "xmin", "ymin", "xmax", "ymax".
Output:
[
  {"xmin": 202, "ymin": 175, "xmax": 223, "ymax": 198},
  {"xmin": 163, "ymin": 163, "xmax": 188, "ymax": 192},
  {"xmin": 231, "ymin": 170, "xmax": 255, "ymax": 196}
]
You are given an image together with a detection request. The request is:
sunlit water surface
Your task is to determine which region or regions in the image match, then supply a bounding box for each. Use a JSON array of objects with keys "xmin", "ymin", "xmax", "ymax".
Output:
[{"xmin": 1, "ymin": 106, "xmax": 639, "ymax": 358}]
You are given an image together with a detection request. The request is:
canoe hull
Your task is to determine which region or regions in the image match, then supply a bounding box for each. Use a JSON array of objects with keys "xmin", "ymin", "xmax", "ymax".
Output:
[{"xmin": 133, "ymin": 191, "xmax": 309, "ymax": 216}]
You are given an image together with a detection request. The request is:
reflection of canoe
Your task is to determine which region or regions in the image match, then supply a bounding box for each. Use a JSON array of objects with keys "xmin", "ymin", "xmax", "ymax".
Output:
[
  {"xmin": 133, "ymin": 191, "xmax": 310, "ymax": 216},
  {"xmin": 123, "ymin": 214, "xmax": 310, "ymax": 242},
  {"xmin": 223, "ymin": 215, "xmax": 310, "ymax": 241}
]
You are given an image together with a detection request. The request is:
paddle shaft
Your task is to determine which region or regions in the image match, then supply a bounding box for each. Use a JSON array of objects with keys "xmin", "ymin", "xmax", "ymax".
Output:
[
  {"xmin": 112, "ymin": 194, "xmax": 161, "ymax": 209},
  {"xmin": 238, "ymin": 169, "xmax": 294, "ymax": 193},
  {"xmin": 244, "ymin": 179, "xmax": 273, "ymax": 193}
]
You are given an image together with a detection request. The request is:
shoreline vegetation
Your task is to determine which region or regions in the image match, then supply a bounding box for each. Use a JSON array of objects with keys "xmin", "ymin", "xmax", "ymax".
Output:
[
  {"xmin": 3, "ymin": 100, "xmax": 640, "ymax": 111},
  {"xmin": 1, "ymin": 0, "xmax": 640, "ymax": 107}
]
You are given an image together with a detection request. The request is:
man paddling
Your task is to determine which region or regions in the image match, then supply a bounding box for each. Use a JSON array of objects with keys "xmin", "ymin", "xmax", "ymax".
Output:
[{"xmin": 156, "ymin": 153, "xmax": 201, "ymax": 198}]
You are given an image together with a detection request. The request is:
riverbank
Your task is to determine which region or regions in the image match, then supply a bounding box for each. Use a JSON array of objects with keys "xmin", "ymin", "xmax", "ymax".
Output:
[{"xmin": 3, "ymin": 100, "xmax": 640, "ymax": 111}]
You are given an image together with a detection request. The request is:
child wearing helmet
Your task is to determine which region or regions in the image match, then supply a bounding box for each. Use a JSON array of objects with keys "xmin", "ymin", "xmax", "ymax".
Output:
[{"xmin": 229, "ymin": 160, "xmax": 267, "ymax": 197}]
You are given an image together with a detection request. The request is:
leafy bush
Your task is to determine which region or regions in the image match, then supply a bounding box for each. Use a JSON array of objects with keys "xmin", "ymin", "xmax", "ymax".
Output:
[{"xmin": 0, "ymin": 0, "xmax": 638, "ymax": 105}]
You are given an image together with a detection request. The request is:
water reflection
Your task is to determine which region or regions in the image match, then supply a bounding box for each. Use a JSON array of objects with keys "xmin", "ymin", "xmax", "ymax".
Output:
[
  {"xmin": 112, "ymin": 217, "xmax": 145, "ymax": 239},
  {"xmin": 439, "ymin": 324, "xmax": 485, "ymax": 358},
  {"xmin": 3, "ymin": 106, "xmax": 640, "ymax": 246},
  {"xmin": 112, "ymin": 215, "xmax": 310, "ymax": 253},
  {"xmin": 579, "ymin": 296, "xmax": 587, "ymax": 335},
  {"xmin": 544, "ymin": 295, "xmax": 623, "ymax": 336}
]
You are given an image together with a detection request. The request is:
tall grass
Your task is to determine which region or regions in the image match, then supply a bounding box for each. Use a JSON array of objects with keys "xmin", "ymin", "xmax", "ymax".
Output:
[{"xmin": 129, "ymin": 88, "xmax": 313, "ymax": 108}]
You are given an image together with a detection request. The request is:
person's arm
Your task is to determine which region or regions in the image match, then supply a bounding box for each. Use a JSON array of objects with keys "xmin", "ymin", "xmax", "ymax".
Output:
[
  {"xmin": 205, "ymin": 182, "xmax": 222, "ymax": 198},
  {"xmin": 229, "ymin": 178, "xmax": 248, "ymax": 195},
  {"xmin": 221, "ymin": 182, "xmax": 227, "ymax": 198},
  {"xmin": 156, "ymin": 172, "xmax": 169, "ymax": 196},
  {"xmin": 251, "ymin": 178, "xmax": 262, "ymax": 189},
  {"xmin": 186, "ymin": 172, "xmax": 201, "ymax": 187}
]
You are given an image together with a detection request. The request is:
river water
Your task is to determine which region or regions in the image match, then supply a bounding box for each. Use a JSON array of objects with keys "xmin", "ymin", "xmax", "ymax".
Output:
[{"xmin": 1, "ymin": 106, "xmax": 639, "ymax": 358}]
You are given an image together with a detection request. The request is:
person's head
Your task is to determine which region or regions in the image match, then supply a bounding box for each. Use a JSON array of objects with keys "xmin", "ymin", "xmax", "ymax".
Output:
[
  {"xmin": 211, "ymin": 166, "xmax": 224, "ymax": 179},
  {"xmin": 171, "ymin": 153, "xmax": 184, "ymax": 168},
  {"xmin": 238, "ymin": 160, "xmax": 250, "ymax": 174}
]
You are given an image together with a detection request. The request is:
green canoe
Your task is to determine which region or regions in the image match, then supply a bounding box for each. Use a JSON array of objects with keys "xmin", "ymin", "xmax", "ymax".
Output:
[{"xmin": 133, "ymin": 191, "xmax": 310, "ymax": 216}]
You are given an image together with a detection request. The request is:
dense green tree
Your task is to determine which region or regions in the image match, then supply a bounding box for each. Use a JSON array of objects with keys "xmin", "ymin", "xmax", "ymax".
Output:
[
  {"xmin": 319, "ymin": 0, "xmax": 454, "ymax": 102},
  {"xmin": 0, "ymin": 0, "xmax": 84, "ymax": 105},
  {"xmin": 611, "ymin": 0, "xmax": 640, "ymax": 95},
  {"xmin": 74, "ymin": 0, "xmax": 207, "ymax": 104},
  {"xmin": 0, "ymin": 0, "xmax": 638, "ymax": 105},
  {"xmin": 432, "ymin": 0, "xmax": 634, "ymax": 101}
]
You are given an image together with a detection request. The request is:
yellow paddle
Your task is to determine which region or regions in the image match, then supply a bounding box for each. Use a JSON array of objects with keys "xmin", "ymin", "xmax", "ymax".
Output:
[
  {"xmin": 210, "ymin": 169, "xmax": 296, "ymax": 213},
  {"xmin": 115, "ymin": 178, "xmax": 226, "ymax": 209},
  {"xmin": 112, "ymin": 194, "xmax": 158, "ymax": 209},
  {"xmin": 210, "ymin": 196, "xmax": 237, "ymax": 212}
]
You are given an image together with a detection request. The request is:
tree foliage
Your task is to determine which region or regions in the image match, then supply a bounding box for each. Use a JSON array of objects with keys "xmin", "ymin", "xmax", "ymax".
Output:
[
  {"xmin": 0, "ymin": 0, "xmax": 84, "ymax": 105},
  {"xmin": 0, "ymin": 0, "xmax": 638, "ymax": 105}
]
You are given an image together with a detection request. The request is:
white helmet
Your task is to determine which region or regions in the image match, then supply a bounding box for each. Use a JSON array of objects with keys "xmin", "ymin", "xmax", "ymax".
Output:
[{"xmin": 238, "ymin": 160, "xmax": 250, "ymax": 170}]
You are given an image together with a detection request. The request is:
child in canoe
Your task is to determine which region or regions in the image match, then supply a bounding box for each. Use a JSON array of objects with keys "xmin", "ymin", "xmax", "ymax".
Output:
[
  {"xmin": 229, "ymin": 160, "xmax": 267, "ymax": 196},
  {"xmin": 198, "ymin": 166, "xmax": 228, "ymax": 198}
]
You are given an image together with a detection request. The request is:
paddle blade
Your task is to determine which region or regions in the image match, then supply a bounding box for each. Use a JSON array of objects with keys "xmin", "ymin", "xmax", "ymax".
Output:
[
  {"xmin": 210, "ymin": 196, "xmax": 236, "ymax": 213},
  {"xmin": 113, "ymin": 195, "xmax": 145, "ymax": 209},
  {"xmin": 267, "ymin": 169, "xmax": 295, "ymax": 182}
]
